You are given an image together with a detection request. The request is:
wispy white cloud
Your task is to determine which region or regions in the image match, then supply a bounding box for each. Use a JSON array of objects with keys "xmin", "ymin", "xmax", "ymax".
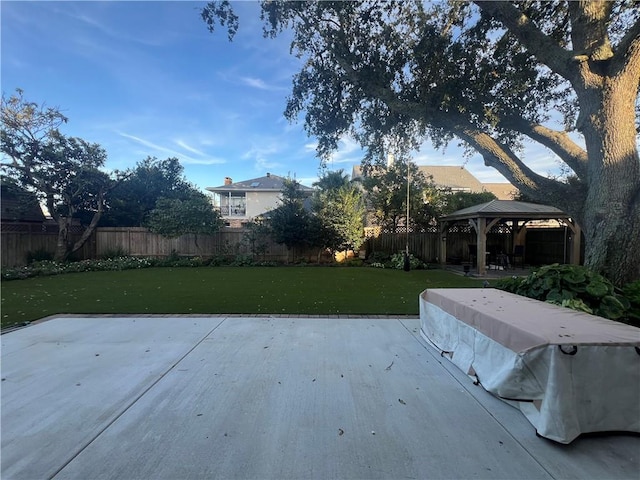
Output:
[
  {"xmin": 241, "ymin": 77, "xmax": 271, "ymax": 90},
  {"xmin": 118, "ymin": 132, "xmax": 226, "ymax": 165},
  {"xmin": 65, "ymin": 7, "xmax": 177, "ymax": 48},
  {"xmin": 255, "ymin": 157, "xmax": 283, "ymax": 172},
  {"xmin": 239, "ymin": 76, "xmax": 289, "ymax": 92},
  {"xmin": 241, "ymin": 141, "xmax": 284, "ymax": 172},
  {"xmin": 174, "ymin": 139, "xmax": 207, "ymax": 157}
]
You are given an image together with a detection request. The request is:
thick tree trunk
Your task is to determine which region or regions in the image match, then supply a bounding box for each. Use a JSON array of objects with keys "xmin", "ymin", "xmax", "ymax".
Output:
[
  {"xmin": 54, "ymin": 218, "xmax": 72, "ymax": 262},
  {"xmin": 580, "ymin": 76, "xmax": 640, "ymax": 286},
  {"xmin": 53, "ymin": 189, "xmax": 106, "ymax": 262},
  {"xmin": 473, "ymin": 1, "xmax": 640, "ymax": 286}
]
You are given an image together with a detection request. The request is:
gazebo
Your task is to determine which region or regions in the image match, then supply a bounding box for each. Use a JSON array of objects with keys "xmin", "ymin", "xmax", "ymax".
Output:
[{"xmin": 438, "ymin": 200, "xmax": 581, "ymax": 275}]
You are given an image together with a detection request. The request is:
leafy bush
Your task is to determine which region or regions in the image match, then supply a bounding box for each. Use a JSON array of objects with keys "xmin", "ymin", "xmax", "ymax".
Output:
[
  {"xmin": 345, "ymin": 258, "xmax": 364, "ymax": 267},
  {"xmin": 1, "ymin": 257, "xmax": 156, "ymax": 280},
  {"xmin": 231, "ymin": 254, "xmax": 254, "ymax": 266},
  {"xmin": 366, "ymin": 251, "xmax": 390, "ymax": 265},
  {"xmin": 1, "ymin": 253, "xmax": 288, "ymax": 281},
  {"xmin": 208, "ymin": 254, "xmax": 232, "ymax": 267},
  {"xmin": 621, "ymin": 281, "xmax": 640, "ymax": 325},
  {"xmin": 495, "ymin": 264, "xmax": 639, "ymax": 326},
  {"xmin": 100, "ymin": 247, "xmax": 129, "ymax": 259},
  {"xmin": 26, "ymin": 248, "xmax": 54, "ymax": 264},
  {"xmin": 390, "ymin": 252, "xmax": 426, "ymax": 270}
]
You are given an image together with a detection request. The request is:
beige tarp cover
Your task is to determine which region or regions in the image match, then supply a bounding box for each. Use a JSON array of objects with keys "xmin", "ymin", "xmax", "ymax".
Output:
[{"xmin": 420, "ymin": 288, "xmax": 640, "ymax": 443}]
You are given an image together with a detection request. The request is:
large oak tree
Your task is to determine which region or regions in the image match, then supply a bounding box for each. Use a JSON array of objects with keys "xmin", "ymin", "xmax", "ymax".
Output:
[{"xmin": 203, "ymin": 1, "xmax": 640, "ymax": 285}]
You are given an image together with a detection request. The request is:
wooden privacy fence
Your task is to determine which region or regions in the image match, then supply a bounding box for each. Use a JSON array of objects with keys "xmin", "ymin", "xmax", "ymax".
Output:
[
  {"xmin": 365, "ymin": 231, "xmax": 440, "ymax": 262},
  {"xmin": 2, "ymin": 225, "xmax": 578, "ymax": 268},
  {"xmin": 1, "ymin": 223, "xmax": 93, "ymax": 267},
  {"xmin": 364, "ymin": 227, "xmax": 577, "ymax": 266},
  {"xmin": 94, "ymin": 227, "xmax": 318, "ymax": 263}
]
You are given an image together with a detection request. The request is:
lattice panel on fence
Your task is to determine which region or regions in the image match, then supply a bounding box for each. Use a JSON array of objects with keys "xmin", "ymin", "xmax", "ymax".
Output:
[{"xmin": 446, "ymin": 224, "xmax": 473, "ymax": 234}]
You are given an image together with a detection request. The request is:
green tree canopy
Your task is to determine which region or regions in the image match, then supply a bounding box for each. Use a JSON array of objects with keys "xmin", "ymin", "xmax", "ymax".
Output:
[
  {"xmin": 313, "ymin": 169, "xmax": 365, "ymax": 254},
  {"xmin": 145, "ymin": 190, "xmax": 223, "ymax": 238},
  {"xmin": 202, "ymin": 1, "xmax": 640, "ymax": 285},
  {"xmin": 441, "ymin": 191, "xmax": 498, "ymax": 216},
  {"xmin": 101, "ymin": 156, "xmax": 197, "ymax": 227},
  {"xmin": 361, "ymin": 160, "xmax": 429, "ymax": 233}
]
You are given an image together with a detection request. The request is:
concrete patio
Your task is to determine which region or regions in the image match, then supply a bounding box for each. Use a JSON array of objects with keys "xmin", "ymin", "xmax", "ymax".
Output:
[{"xmin": 2, "ymin": 315, "xmax": 638, "ymax": 479}]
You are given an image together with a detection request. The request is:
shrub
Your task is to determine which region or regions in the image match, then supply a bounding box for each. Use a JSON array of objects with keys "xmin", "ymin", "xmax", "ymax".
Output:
[
  {"xmin": 345, "ymin": 258, "xmax": 364, "ymax": 267},
  {"xmin": 390, "ymin": 252, "xmax": 426, "ymax": 270},
  {"xmin": 366, "ymin": 251, "xmax": 390, "ymax": 265},
  {"xmin": 1, "ymin": 253, "xmax": 290, "ymax": 281},
  {"xmin": 369, "ymin": 262, "xmax": 386, "ymax": 269},
  {"xmin": 26, "ymin": 248, "xmax": 54, "ymax": 264},
  {"xmin": 231, "ymin": 254, "xmax": 254, "ymax": 266},
  {"xmin": 1, "ymin": 257, "xmax": 154, "ymax": 280},
  {"xmin": 100, "ymin": 247, "xmax": 129, "ymax": 259},
  {"xmin": 621, "ymin": 281, "xmax": 640, "ymax": 326},
  {"xmin": 495, "ymin": 264, "xmax": 639, "ymax": 327},
  {"xmin": 208, "ymin": 254, "xmax": 231, "ymax": 267}
]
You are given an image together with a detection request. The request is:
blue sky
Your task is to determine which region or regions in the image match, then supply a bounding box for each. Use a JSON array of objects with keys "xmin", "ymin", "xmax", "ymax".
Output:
[{"xmin": 1, "ymin": 1, "xmax": 562, "ymax": 192}]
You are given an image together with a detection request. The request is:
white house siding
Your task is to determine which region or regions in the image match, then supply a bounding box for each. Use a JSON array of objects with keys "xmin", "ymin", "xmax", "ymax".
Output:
[{"xmin": 246, "ymin": 191, "xmax": 282, "ymax": 219}]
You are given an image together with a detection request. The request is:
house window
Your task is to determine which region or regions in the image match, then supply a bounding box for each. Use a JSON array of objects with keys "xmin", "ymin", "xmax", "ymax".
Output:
[{"xmin": 220, "ymin": 193, "xmax": 246, "ymax": 216}]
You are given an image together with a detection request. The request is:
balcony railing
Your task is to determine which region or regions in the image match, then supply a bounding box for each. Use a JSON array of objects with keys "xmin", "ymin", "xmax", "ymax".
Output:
[{"xmin": 218, "ymin": 206, "xmax": 246, "ymax": 216}]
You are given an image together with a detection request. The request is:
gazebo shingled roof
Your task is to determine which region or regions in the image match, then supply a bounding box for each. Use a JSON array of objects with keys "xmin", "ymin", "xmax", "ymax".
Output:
[{"xmin": 441, "ymin": 200, "xmax": 568, "ymax": 221}]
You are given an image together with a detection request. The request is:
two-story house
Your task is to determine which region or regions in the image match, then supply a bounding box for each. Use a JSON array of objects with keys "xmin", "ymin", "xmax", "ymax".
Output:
[{"xmin": 206, "ymin": 173, "xmax": 314, "ymax": 228}]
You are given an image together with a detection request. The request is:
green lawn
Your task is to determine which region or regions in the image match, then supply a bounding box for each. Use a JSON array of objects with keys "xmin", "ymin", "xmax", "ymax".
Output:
[{"xmin": 0, "ymin": 266, "xmax": 483, "ymax": 329}]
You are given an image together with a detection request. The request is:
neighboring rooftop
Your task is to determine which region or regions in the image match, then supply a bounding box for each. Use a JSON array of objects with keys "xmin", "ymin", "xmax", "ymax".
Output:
[
  {"xmin": 206, "ymin": 173, "xmax": 313, "ymax": 193},
  {"xmin": 351, "ymin": 164, "xmax": 518, "ymax": 197},
  {"xmin": 0, "ymin": 181, "xmax": 46, "ymax": 223},
  {"xmin": 481, "ymin": 182, "xmax": 519, "ymax": 200},
  {"xmin": 417, "ymin": 165, "xmax": 484, "ymax": 192}
]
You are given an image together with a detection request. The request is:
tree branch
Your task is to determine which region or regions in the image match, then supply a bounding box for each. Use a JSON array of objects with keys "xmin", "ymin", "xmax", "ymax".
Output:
[
  {"xmin": 610, "ymin": 16, "xmax": 640, "ymax": 80},
  {"xmin": 616, "ymin": 16, "xmax": 640, "ymax": 62},
  {"xmin": 443, "ymin": 115, "xmax": 586, "ymax": 222},
  {"xmin": 499, "ymin": 116, "xmax": 588, "ymax": 180},
  {"xmin": 71, "ymin": 189, "xmax": 106, "ymax": 254},
  {"xmin": 473, "ymin": 1, "xmax": 574, "ymax": 80}
]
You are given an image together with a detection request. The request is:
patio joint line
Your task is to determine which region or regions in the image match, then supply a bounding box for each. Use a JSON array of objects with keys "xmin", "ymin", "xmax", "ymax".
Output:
[{"xmin": 48, "ymin": 317, "xmax": 229, "ymax": 480}]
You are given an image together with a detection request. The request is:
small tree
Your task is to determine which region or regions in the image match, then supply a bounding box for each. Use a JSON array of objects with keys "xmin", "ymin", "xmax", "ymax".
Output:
[
  {"xmin": 268, "ymin": 177, "xmax": 311, "ymax": 262},
  {"xmin": 361, "ymin": 160, "xmax": 428, "ymax": 233},
  {"xmin": 313, "ymin": 169, "xmax": 365, "ymax": 256},
  {"xmin": 242, "ymin": 218, "xmax": 271, "ymax": 262},
  {"xmin": 145, "ymin": 191, "xmax": 223, "ymax": 240},
  {"xmin": 1, "ymin": 89, "xmax": 120, "ymax": 261}
]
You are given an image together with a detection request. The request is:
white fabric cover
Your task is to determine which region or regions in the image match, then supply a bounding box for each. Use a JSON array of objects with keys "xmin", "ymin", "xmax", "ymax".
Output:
[{"xmin": 419, "ymin": 288, "xmax": 640, "ymax": 443}]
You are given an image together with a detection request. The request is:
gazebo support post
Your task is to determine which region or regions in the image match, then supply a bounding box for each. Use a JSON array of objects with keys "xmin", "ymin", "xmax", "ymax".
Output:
[
  {"xmin": 470, "ymin": 217, "xmax": 501, "ymax": 275},
  {"xmin": 477, "ymin": 218, "xmax": 487, "ymax": 275},
  {"xmin": 439, "ymin": 222, "xmax": 448, "ymax": 268},
  {"xmin": 469, "ymin": 218, "xmax": 487, "ymax": 275}
]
